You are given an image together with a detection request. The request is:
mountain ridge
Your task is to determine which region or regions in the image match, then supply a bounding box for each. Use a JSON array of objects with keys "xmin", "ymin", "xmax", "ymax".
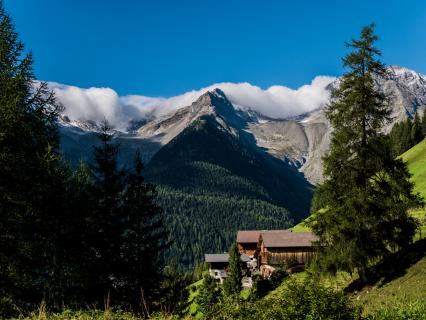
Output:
[
  {"xmin": 56, "ymin": 65, "xmax": 426, "ymax": 266},
  {"xmin": 59, "ymin": 65, "xmax": 426, "ymax": 184}
]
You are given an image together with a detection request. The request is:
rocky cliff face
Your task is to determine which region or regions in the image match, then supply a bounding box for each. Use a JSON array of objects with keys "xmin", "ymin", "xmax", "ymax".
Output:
[
  {"xmin": 247, "ymin": 66, "xmax": 426, "ymax": 184},
  {"xmin": 59, "ymin": 66, "xmax": 426, "ymax": 185}
]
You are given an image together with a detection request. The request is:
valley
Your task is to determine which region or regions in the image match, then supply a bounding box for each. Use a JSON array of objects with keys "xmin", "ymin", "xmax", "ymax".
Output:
[{"xmin": 58, "ymin": 66, "xmax": 426, "ymax": 267}]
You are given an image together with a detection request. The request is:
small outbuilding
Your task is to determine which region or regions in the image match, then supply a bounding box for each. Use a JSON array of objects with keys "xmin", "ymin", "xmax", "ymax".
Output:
[
  {"xmin": 205, "ymin": 253, "xmax": 252, "ymax": 284},
  {"xmin": 205, "ymin": 254, "xmax": 229, "ymax": 284}
]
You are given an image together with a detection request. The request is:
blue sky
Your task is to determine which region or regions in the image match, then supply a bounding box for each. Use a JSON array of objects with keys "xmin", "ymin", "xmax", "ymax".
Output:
[{"xmin": 4, "ymin": 0, "xmax": 426, "ymax": 97}]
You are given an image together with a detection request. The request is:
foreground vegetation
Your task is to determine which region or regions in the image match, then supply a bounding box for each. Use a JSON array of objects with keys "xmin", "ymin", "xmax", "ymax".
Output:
[
  {"xmin": 0, "ymin": 2, "xmax": 173, "ymax": 316},
  {"xmin": 1, "ymin": 1, "xmax": 425, "ymax": 318},
  {"xmin": 15, "ymin": 268, "xmax": 425, "ymax": 320}
]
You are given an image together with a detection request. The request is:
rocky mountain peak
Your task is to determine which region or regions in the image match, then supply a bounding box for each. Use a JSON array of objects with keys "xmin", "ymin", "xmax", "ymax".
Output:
[
  {"xmin": 191, "ymin": 88, "xmax": 233, "ymax": 112},
  {"xmin": 388, "ymin": 65, "xmax": 425, "ymax": 83},
  {"xmin": 188, "ymin": 88, "xmax": 244, "ymax": 127}
]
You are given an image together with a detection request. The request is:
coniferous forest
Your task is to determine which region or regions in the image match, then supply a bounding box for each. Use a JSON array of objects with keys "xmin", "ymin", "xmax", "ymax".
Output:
[
  {"xmin": 388, "ymin": 112, "xmax": 426, "ymax": 156},
  {"xmin": 1, "ymin": 1, "xmax": 426, "ymax": 319},
  {"xmin": 0, "ymin": 3, "xmax": 170, "ymax": 315}
]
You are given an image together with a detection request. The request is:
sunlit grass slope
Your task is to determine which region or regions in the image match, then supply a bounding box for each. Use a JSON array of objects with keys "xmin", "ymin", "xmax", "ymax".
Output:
[
  {"xmin": 401, "ymin": 138, "xmax": 426, "ymax": 239},
  {"xmin": 401, "ymin": 138, "xmax": 426, "ymax": 198}
]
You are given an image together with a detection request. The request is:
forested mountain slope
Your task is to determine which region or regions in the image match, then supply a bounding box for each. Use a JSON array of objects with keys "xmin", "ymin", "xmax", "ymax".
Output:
[
  {"xmin": 57, "ymin": 67, "xmax": 426, "ymax": 267},
  {"xmin": 144, "ymin": 90, "xmax": 313, "ymax": 266}
]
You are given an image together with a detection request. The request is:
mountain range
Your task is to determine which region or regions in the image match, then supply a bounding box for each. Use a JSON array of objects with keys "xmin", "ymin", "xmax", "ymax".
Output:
[{"xmin": 58, "ymin": 65, "xmax": 426, "ymax": 266}]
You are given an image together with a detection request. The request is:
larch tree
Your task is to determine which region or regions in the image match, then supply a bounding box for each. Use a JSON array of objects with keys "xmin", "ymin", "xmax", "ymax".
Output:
[{"xmin": 309, "ymin": 24, "xmax": 423, "ymax": 281}]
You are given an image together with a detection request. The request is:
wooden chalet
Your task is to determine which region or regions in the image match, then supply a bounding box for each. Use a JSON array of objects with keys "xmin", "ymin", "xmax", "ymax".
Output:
[
  {"xmin": 236, "ymin": 230, "xmax": 289, "ymax": 255},
  {"xmin": 257, "ymin": 231, "xmax": 318, "ymax": 267}
]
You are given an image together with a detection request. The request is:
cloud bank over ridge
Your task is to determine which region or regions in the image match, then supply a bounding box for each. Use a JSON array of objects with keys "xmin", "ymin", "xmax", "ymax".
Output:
[{"xmin": 49, "ymin": 76, "xmax": 336, "ymax": 129}]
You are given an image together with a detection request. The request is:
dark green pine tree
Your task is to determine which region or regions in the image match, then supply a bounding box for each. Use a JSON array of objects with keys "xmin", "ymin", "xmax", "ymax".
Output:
[
  {"xmin": 422, "ymin": 111, "xmax": 426, "ymax": 137},
  {"xmin": 223, "ymin": 244, "xmax": 242, "ymax": 296},
  {"xmin": 401, "ymin": 119, "xmax": 413, "ymax": 152},
  {"xmin": 411, "ymin": 112, "xmax": 423, "ymax": 145},
  {"xmin": 60, "ymin": 160, "xmax": 94, "ymax": 304},
  {"xmin": 309, "ymin": 24, "xmax": 423, "ymax": 281},
  {"xmin": 196, "ymin": 274, "xmax": 220, "ymax": 315},
  {"xmin": 157, "ymin": 261, "xmax": 190, "ymax": 316},
  {"xmin": 0, "ymin": 0, "xmax": 66, "ymax": 311},
  {"xmin": 86, "ymin": 120, "xmax": 126, "ymax": 303},
  {"xmin": 388, "ymin": 122, "xmax": 404, "ymax": 156},
  {"xmin": 118, "ymin": 150, "xmax": 169, "ymax": 310}
]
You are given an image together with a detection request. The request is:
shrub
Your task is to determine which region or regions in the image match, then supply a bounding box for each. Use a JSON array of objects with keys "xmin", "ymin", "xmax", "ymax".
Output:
[
  {"xmin": 208, "ymin": 278, "xmax": 361, "ymax": 320},
  {"xmin": 256, "ymin": 279, "xmax": 361, "ymax": 320}
]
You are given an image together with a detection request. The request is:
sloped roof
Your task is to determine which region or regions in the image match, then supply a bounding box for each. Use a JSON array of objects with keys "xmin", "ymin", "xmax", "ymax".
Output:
[
  {"xmin": 205, "ymin": 254, "xmax": 229, "ymax": 263},
  {"xmin": 236, "ymin": 230, "xmax": 261, "ymax": 243},
  {"xmin": 237, "ymin": 230, "xmax": 290, "ymax": 243},
  {"xmin": 204, "ymin": 253, "xmax": 252, "ymax": 263},
  {"xmin": 260, "ymin": 231, "xmax": 317, "ymax": 248}
]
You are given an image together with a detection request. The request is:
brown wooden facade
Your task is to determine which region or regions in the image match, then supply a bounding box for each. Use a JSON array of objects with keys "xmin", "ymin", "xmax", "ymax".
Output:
[
  {"xmin": 258, "ymin": 246, "xmax": 316, "ymax": 266},
  {"xmin": 236, "ymin": 230, "xmax": 318, "ymax": 267},
  {"xmin": 256, "ymin": 231, "xmax": 317, "ymax": 267}
]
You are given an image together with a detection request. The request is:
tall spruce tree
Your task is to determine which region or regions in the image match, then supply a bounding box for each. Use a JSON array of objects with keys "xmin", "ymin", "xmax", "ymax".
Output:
[
  {"xmin": 158, "ymin": 261, "xmax": 190, "ymax": 315},
  {"xmin": 411, "ymin": 112, "xmax": 423, "ymax": 145},
  {"xmin": 86, "ymin": 123, "xmax": 168, "ymax": 310},
  {"xmin": 388, "ymin": 118, "xmax": 417, "ymax": 157},
  {"xmin": 223, "ymin": 244, "xmax": 242, "ymax": 295},
  {"xmin": 119, "ymin": 150, "xmax": 168, "ymax": 309},
  {"xmin": 309, "ymin": 25, "xmax": 423, "ymax": 280},
  {"xmin": 0, "ymin": 0, "xmax": 65, "ymax": 311},
  {"xmin": 87, "ymin": 120, "xmax": 126, "ymax": 303},
  {"xmin": 422, "ymin": 112, "xmax": 426, "ymax": 137}
]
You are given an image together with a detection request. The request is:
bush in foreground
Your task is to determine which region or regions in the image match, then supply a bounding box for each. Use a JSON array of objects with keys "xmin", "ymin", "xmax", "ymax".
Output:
[{"xmin": 205, "ymin": 278, "xmax": 361, "ymax": 320}]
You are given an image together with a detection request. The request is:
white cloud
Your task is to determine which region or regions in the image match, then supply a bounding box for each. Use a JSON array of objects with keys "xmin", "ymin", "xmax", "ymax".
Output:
[{"xmin": 49, "ymin": 76, "xmax": 336, "ymax": 129}]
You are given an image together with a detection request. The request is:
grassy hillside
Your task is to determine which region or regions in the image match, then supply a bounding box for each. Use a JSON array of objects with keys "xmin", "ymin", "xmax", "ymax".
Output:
[
  {"xmin": 272, "ymin": 141, "xmax": 426, "ymax": 317},
  {"xmin": 347, "ymin": 238, "xmax": 426, "ymax": 315},
  {"xmin": 353, "ymin": 255, "xmax": 426, "ymax": 315},
  {"xmin": 259, "ymin": 240, "xmax": 426, "ymax": 318},
  {"xmin": 401, "ymin": 138, "xmax": 426, "ymax": 197},
  {"xmin": 289, "ymin": 218, "xmax": 312, "ymax": 232},
  {"xmin": 293, "ymin": 139, "xmax": 426, "ymax": 237},
  {"xmin": 401, "ymin": 138, "xmax": 426, "ymax": 239}
]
